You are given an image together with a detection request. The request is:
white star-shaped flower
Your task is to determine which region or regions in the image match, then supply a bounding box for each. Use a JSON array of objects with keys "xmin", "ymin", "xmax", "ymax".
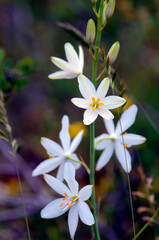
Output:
[
  {"xmin": 71, "ymin": 74, "xmax": 126, "ymax": 125},
  {"xmin": 48, "ymin": 42, "xmax": 84, "ymax": 80},
  {"xmin": 41, "ymin": 162, "xmax": 94, "ymax": 240},
  {"xmin": 32, "ymin": 115, "xmax": 83, "ymax": 181},
  {"xmin": 95, "ymin": 104, "xmax": 146, "ymax": 172}
]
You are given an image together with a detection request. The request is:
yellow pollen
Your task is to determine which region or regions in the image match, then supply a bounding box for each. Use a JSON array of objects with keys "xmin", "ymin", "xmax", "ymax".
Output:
[
  {"xmin": 71, "ymin": 199, "xmax": 75, "ymax": 202},
  {"xmin": 60, "ymin": 202, "xmax": 64, "ymax": 207},
  {"xmin": 64, "ymin": 192, "xmax": 68, "ymax": 197},
  {"xmin": 68, "ymin": 204, "xmax": 73, "ymax": 208},
  {"xmin": 63, "ymin": 197, "xmax": 67, "ymax": 200},
  {"xmin": 124, "ymin": 132, "xmax": 128, "ymax": 135},
  {"xmin": 92, "ymin": 108, "xmax": 96, "ymax": 111},
  {"xmin": 97, "ymin": 107, "xmax": 100, "ymax": 110},
  {"xmin": 89, "ymin": 103, "xmax": 93, "ymax": 107},
  {"xmin": 41, "ymin": 138, "xmax": 44, "ymax": 142},
  {"xmin": 92, "ymin": 97, "xmax": 95, "ymax": 103},
  {"xmin": 99, "ymin": 103, "xmax": 104, "ymax": 106},
  {"xmin": 124, "ymin": 144, "xmax": 128, "ymax": 148},
  {"xmin": 67, "ymin": 202, "xmax": 69, "ymax": 205},
  {"xmin": 49, "ymin": 155, "xmax": 54, "ymax": 158},
  {"xmin": 97, "ymin": 98, "xmax": 100, "ymax": 102}
]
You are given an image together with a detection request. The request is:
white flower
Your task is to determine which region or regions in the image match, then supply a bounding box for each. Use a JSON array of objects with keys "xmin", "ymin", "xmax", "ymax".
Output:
[
  {"xmin": 41, "ymin": 162, "xmax": 94, "ymax": 240},
  {"xmin": 32, "ymin": 115, "xmax": 83, "ymax": 181},
  {"xmin": 95, "ymin": 104, "xmax": 146, "ymax": 172},
  {"xmin": 48, "ymin": 42, "xmax": 84, "ymax": 80},
  {"xmin": 71, "ymin": 75, "xmax": 126, "ymax": 125}
]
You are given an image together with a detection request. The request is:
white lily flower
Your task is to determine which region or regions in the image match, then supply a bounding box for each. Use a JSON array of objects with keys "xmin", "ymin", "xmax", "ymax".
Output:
[
  {"xmin": 95, "ymin": 104, "xmax": 146, "ymax": 172},
  {"xmin": 71, "ymin": 75, "xmax": 126, "ymax": 125},
  {"xmin": 32, "ymin": 115, "xmax": 83, "ymax": 181},
  {"xmin": 41, "ymin": 162, "xmax": 94, "ymax": 239},
  {"xmin": 48, "ymin": 42, "xmax": 84, "ymax": 80}
]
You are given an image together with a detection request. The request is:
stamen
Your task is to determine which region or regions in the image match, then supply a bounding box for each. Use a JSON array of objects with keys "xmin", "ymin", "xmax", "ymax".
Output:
[
  {"xmin": 49, "ymin": 155, "xmax": 54, "ymax": 158},
  {"xmin": 92, "ymin": 97, "xmax": 95, "ymax": 103},
  {"xmin": 60, "ymin": 202, "xmax": 64, "ymax": 207},
  {"xmin": 67, "ymin": 202, "xmax": 69, "ymax": 205},
  {"xmin": 124, "ymin": 132, "xmax": 128, "ymax": 135},
  {"xmin": 124, "ymin": 144, "xmax": 128, "ymax": 148},
  {"xmin": 64, "ymin": 192, "xmax": 68, "ymax": 197},
  {"xmin": 99, "ymin": 103, "xmax": 104, "ymax": 106},
  {"xmin": 41, "ymin": 138, "xmax": 44, "ymax": 142},
  {"xmin": 97, "ymin": 107, "xmax": 100, "ymax": 110},
  {"xmin": 71, "ymin": 199, "xmax": 75, "ymax": 202},
  {"xmin": 68, "ymin": 204, "xmax": 73, "ymax": 208},
  {"xmin": 89, "ymin": 103, "xmax": 93, "ymax": 107},
  {"xmin": 92, "ymin": 108, "xmax": 96, "ymax": 111},
  {"xmin": 63, "ymin": 197, "xmax": 67, "ymax": 200},
  {"xmin": 97, "ymin": 98, "xmax": 100, "ymax": 102}
]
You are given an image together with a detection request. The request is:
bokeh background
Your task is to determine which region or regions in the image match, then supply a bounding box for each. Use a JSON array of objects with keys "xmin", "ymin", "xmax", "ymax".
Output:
[{"xmin": 0, "ymin": 0, "xmax": 159, "ymax": 239}]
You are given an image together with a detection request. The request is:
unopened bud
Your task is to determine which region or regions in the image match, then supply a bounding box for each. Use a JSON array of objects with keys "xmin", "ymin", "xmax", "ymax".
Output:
[
  {"xmin": 86, "ymin": 19, "xmax": 96, "ymax": 44},
  {"xmin": 105, "ymin": 0, "xmax": 116, "ymax": 19},
  {"xmin": 107, "ymin": 41, "xmax": 120, "ymax": 64},
  {"xmin": 102, "ymin": 2, "xmax": 108, "ymax": 25}
]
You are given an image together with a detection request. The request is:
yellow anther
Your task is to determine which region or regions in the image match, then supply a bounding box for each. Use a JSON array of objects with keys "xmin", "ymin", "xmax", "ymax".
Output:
[
  {"xmin": 64, "ymin": 192, "xmax": 68, "ymax": 197},
  {"xmin": 92, "ymin": 97, "xmax": 95, "ymax": 103},
  {"xmin": 92, "ymin": 108, "xmax": 96, "ymax": 111},
  {"xmin": 97, "ymin": 98, "xmax": 100, "ymax": 102},
  {"xmin": 60, "ymin": 202, "xmax": 64, "ymax": 207},
  {"xmin": 124, "ymin": 132, "xmax": 128, "ymax": 135},
  {"xmin": 124, "ymin": 144, "xmax": 128, "ymax": 148},
  {"xmin": 68, "ymin": 204, "xmax": 73, "ymax": 208},
  {"xmin": 49, "ymin": 155, "xmax": 54, "ymax": 158},
  {"xmin": 97, "ymin": 107, "xmax": 100, "ymax": 110},
  {"xmin": 89, "ymin": 103, "xmax": 93, "ymax": 107},
  {"xmin": 71, "ymin": 199, "xmax": 75, "ymax": 202},
  {"xmin": 99, "ymin": 103, "xmax": 104, "ymax": 106},
  {"xmin": 41, "ymin": 138, "xmax": 44, "ymax": 142},
  {"xmin": 67, "ymin": 202, "xmax": 69, "ymax": 205},
  {"xmin": 63, "ymin": 197, "xmax": 67, "ymax": 200}
]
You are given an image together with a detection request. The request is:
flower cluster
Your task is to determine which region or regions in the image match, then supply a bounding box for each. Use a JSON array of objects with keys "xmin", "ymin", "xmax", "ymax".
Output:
[{"xmin": 33, "ymin": 37, "xmax": 146, "ymax": 238}]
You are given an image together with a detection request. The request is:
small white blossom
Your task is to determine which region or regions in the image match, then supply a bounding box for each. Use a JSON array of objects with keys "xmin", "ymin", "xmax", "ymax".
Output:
[
  {"xmin": 95, "ymin": 104, "xmax": 146, "ymax": 172},
  {"xmin": 48, "ymin": 42, "xmax": 84, "ymax": 80},
  {"xmin": 32, "ymin": 115, "xmax": 83, "ymax": 181},
  {"xmin": 41, "ymin": 163, "xmax": 94, "ymax": 240},
  {"xmin": 71, "ymin": 74, "xmax": 126, "ymax": 125}
]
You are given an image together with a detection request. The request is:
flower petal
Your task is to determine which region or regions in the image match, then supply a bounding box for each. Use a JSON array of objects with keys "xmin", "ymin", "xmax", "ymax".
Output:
[
  {"xmin": 103, "ymin": 96, "xmax": 126, "ymax": 109},
  {"xmin": 56, "ymin": 162, "xmax": 65, "ymax": 181},
  {"xmin": 40, "ymin": 137, "xmax": 63, "ymax": 156},
  {"xmin": 83, "ymin": 108, "xmax": 98, "ymax": 125},
  {"xmin": 69, "ymin": 130, "xmax": 83, "ymax": 153},
  {"xmin": 98, "ymin": 108, "xmax": 114, "ymax": 120},
  {"xmin": 68, "ymin": 204, "xmax": 79, "ymax": 240},
  {"xmin": 71, "ymin": 98, "xmax": 89, "ymax": 109},
  {"xmin": 41, "ymin": 198, "xmax": 67, "ymax": 218},
  {"xmin": 64, "ymin": 162, "xmax": 79, "ymax": 194},
  {"xmin": 96, "ymin": 77, "xmax": 110, "ymax": 99},
  {"xmin": 119, "ymin": 133, "xmax": 146, "ymax": 147},
  {"xmin": 78, "ymin": 75, "xmax": 96, "ymax": 100},
  {"xmin": 59, "ymin": 115, "xmax": 71, "ymax": 152},
  {"xmin": 79, "ymin": 45, "xmax": 84, "ymax": 72},
  {"xmin": 48, "ymin": 71, "xmax": 77, "ymax": 80},
  {"xmin": 114, "ymin": 142, "xmax": 132, "ymax": 172},
  {"xmin": 115, "ymin": 104, "xmax": 138, "ymax": 135},
  {"xmin": 96, "ymin": 144, "xmax": 114, "ymax": 171},
  {"xmin": 51, "ymin": 57, "xmax": 76, "ymax": 72},
  {"xmin": 32, "ymin": 157, "xmax": 63, "ymax": 176},
  {"xmin": 79, "ymin": 185, "xmax": 93, "ymax": 201},
  {"xmin": 64, "ymin": 43, "xmax": 80, "ymax": 70},
  {"xmin": 95, "ymin": 133, "xmax": 111, "ymax": 150},
  {"xmin": 78, "ymin": 201, "xmax": 95, "ymax": 226},
  {"xmin": 44, "ymin": 173, "xmax": 72, "ymax": 196},
  {"xmin": 103, "ymin": 118, "xmax": 115, "ymax": 134}
]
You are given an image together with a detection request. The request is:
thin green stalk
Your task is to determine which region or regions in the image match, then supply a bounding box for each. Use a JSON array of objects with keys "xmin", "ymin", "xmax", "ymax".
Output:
[
  {"xmin": 66, "ymin": 155, "xmax": 90, "ymax": 174},
  {"xmin": 90, "ymin": 0, "xmax": 105, "ymax": 239},
  {"xmin": 132, "ymin": 206, "xmax": 159, "ymax": 240}
]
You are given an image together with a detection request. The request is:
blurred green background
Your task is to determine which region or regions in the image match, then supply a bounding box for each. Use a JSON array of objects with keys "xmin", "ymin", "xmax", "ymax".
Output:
[{"xmin": 0, "ymin": 0, "xmax": 159, "ymax": 239}]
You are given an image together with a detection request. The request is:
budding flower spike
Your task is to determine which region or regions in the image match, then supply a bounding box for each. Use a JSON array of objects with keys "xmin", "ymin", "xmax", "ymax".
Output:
[
  {"xmin": 107, "ymin": 41, "xmax": 120, "ymax": 65},
  {"xmin": 95, "ymin": 104, "xmax": 146, "ymax": 172},
  {"xmin": 32, "ymin": 115, "xmax": 83, "ymax": 181},
  {"xmin": 41, "ymin": 163, "xmax": 95, "ymax": 240},
  {"xmin": 48, "ymin": 42, "xmax": 84, "ymax": 80},
  {"xmin": 71, "ymin": 75, "xmax": 126, "ymax": 125}
]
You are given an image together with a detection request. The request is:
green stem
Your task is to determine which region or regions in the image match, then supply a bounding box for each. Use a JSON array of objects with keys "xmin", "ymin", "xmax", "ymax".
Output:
[
  {"xmin": 66, "ymin": 155, "xmax": 90, "ymax": 174},
  {"xmin": 90, "ymin": 1, "xmax": 105, "ymax": 239},
  {"xmin": 132, "ymin": 207, "xmax": 159, "ymax": 240}
]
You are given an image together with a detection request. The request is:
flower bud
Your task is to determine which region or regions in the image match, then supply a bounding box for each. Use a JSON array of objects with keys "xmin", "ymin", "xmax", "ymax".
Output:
[
  {"xmin": 102, "ymin": 2, "xmax": 108, "ymax": 25},
  {"xmin": 107, "ymin": 41, "xmax": 120, "ymax": 64},
  {"xmin": 86, "ymin": 19, "xmax": 96, "ymax": 44},
  {"xmin": 105, "ymin": 0, "xmax": 116, "ymax": 19}
]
